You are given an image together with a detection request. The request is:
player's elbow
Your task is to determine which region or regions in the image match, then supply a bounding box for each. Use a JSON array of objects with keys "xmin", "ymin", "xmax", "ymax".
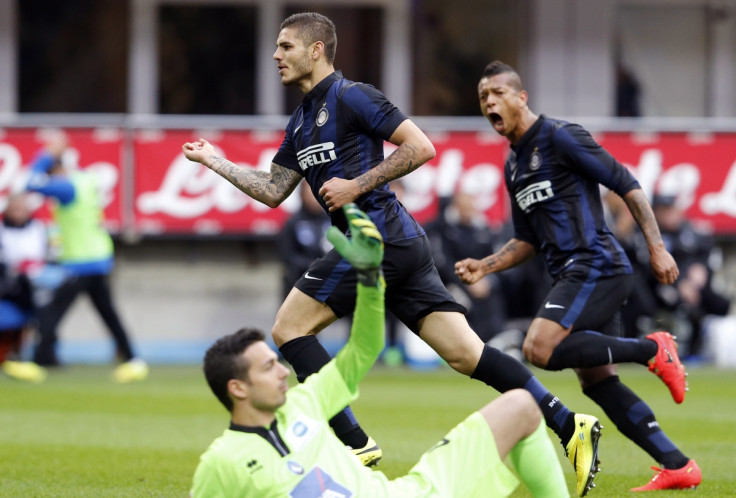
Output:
[
  {"xmin": 419, "ymin": 139, "xmax": 436, "ymax": 164},
  {"xmin": 262, "ymin": 192, "xmax": 290, "ymax": 208},
  {"xmin": 263, "ymin": 197, "xmax": 282, "ymax": 208}
]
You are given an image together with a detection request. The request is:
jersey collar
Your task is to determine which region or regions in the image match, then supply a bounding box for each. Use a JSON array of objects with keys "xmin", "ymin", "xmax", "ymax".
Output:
[
  {"xmin": 230, "ymin": 419, "xmax": 276, "ymax": 434},
  {"xmin": 512, "ymin": 113, "xmax": 546, "ymax": 153},
  {"xmin": 229, "ymin": 419, "xmax": 291, "ymax": 456},
  {"xmin": 304, "ymin": 70, "xmax": 343, "ymax": 103}
]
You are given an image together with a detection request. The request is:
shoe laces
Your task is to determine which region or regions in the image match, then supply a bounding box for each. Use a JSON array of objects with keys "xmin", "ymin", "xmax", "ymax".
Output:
[
  {"xmin": 645, "ymin": 465, "xmax": 680, "ymax": 485},
  {"xmin": 648, "ymin": 466, "xmax": 664, "ymax": 478}
]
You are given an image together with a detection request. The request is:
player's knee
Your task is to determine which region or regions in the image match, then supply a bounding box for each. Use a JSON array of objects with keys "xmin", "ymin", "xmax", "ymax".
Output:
[
  {"xmin": 503, "ymin": 388, "xmax": 536, "ymax": 411},
  {"xmin": 522, "ymin": 336, "xmax": 553, "ymax": 369},
  {"xmin": 270, "ymin": 324, "xmax": 287, "ymax": 347},
  {"xmin": 440, "ymin": 344, "xmax": 481, "ymax": 375},
  {"xmin": 271, "ymin": 320, "xmax": 304, "ymax": 347},
  {"xmin": 503, "ymin": 389, "xmax": 541, "ymax": 434},
  {"xmin": 445, "ymin": 354, "xmax": 476, "ymax": 375}
]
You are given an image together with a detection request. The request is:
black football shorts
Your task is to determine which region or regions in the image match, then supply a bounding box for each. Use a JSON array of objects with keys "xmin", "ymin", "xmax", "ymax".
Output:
[
  {"xmin": 294, "ymin": 234, "xmax": 465, "ymax": 333},
  {"xmin": 536, "ymin": 269, "xmax": 634, "ymax": 336}
]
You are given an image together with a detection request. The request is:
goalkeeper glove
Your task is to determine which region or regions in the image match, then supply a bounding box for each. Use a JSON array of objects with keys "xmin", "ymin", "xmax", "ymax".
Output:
[{"xmin": 327, "ymin": 203, "xmax": 384, "ymax": 287}]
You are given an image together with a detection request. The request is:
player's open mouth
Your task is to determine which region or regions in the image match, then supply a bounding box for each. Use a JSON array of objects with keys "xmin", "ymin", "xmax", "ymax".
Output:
[{"xmin": 489, "ymin": 112, "xmax": 504, "ymax": 130}]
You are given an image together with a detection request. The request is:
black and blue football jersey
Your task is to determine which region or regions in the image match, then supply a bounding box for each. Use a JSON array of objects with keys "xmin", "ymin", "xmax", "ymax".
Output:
[
  {"xmin": 274, "ymin": 71, "xmax": 424, "ymax": 244},
  {"xmin": 505, "ymin": 115, "xmax": 639, "ymax": 278}
]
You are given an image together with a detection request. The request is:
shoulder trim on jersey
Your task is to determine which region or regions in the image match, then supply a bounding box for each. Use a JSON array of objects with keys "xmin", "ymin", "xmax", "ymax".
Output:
[{"xmin": 337, "ymin": 81, "xmax": 360, "ymax": 100}]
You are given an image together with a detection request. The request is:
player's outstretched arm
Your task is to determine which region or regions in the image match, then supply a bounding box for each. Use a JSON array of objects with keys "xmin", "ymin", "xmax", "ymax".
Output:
[
  {"xmin": 182, "ymin": 138, "xmax": 301, "ymax": 208},
  {"xmin": 327, "ymin": 204, "xmax": 386, "ymax": 389}
]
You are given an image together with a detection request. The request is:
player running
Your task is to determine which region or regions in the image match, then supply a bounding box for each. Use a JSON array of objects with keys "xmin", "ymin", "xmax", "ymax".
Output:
[{"xmin": 455, "ymin": 60, "xmax": 700, "ymax": 492}]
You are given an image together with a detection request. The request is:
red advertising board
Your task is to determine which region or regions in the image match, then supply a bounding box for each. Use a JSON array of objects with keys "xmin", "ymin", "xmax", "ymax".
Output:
[
  {"xmin": 0, "ymin": 127, "xmax": 124, "ymax": 231},
  {"xmin": 131, "ymin": 129, "xmax": 509, "ymax": 234},
  {"xmin": 133, "ymin": 129, "xmax": 291, "ymax": 235},
  {"xmin": 596, "ymin": 131, "xmax": 736, "ymax": 232},
  {"xmin": 2, "ymin": 126, "xmax": 736, "ymax": 236}
]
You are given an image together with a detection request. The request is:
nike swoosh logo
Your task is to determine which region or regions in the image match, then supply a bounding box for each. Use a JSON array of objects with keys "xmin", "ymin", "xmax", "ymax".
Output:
[
  {"xmin": 304, "ymin": 272, "xmax": 322, "ymax": 281},
  {"xmin": 545, "ymin": 302, "xmax": 566, "ymax": 309}
]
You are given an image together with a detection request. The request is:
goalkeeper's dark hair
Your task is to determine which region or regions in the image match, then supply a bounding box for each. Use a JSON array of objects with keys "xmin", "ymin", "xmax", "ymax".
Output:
[
  {"xmin": 203, "ymin": 328, "xmax": 266, "ymax": 412},
  {"xmin": 481, "ymin": 60, "xmax": 523, "ymax": 92},
  {"xmin": 281, "ymin": 12, "xmax": 337, "ymax": 64}
]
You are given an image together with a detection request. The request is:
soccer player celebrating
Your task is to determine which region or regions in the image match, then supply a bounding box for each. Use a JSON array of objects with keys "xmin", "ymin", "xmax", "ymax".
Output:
[
  {"xmin": 455, "ymin": 60, "xmax": 701, "ymax": 492},
  {"xmin": 183, "ymin": 12, "xmax": 600, "ymax": 495},
  {"xmin": 191, "ymin": 204, "xmax": 568, "ymax": 498}
]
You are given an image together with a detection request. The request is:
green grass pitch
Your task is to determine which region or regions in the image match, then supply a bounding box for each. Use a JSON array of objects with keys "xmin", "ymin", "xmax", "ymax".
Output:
[{"xmin": 2, "ymin": 362, "xmax": 735, "ymax": 496}]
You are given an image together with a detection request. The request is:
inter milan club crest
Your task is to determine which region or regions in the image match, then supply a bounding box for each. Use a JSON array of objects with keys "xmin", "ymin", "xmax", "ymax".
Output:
[
  {"xmin": 316, "ymin": 106, "xmax": 329, "ymax": 127},
  {"xmin": 530, "ymin": 148, "xmax": 542, "ymax": 171}
]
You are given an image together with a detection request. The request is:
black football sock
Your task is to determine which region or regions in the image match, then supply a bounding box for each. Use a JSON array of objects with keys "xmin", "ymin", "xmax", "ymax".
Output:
[
  {"xmin": 584, "ymin": 375, "xmax": 689, "ymax": 469},
  {"xmin": 279, "ymin": 336, "xmax": 368, "ymax": 448},
  {"xmin": 546, "ymin": 331, "xmax": 658, "ymax": 370},
  {"xmin": 471, "ymin": 344, "xmax": 575, "ymax": 443}
]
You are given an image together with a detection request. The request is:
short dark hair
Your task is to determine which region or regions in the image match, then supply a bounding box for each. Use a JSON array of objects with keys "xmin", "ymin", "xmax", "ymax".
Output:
[
  {"xmin": 481, "ymin": 60, "xmax": 523, "ymax": 92},
  {"xmin": 203, "ymin": 328, "xmax": 265, "ymax": 412},
  {"xmin": 281, "ymin": 12, "xmax": 337, "ymax": 64}
]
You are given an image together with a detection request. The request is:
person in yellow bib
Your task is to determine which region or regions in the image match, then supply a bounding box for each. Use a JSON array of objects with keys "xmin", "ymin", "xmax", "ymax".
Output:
[
  {"xmin": 25, "ymin": 134, "xmax": 147, "ymax": 383},
  {"xmin": 191, "ymin": 205, "xmax": 568, "ymax": 498}
]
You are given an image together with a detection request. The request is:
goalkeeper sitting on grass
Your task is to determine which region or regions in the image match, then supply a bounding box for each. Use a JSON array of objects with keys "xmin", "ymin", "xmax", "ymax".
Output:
[{"xmin": 191, "ymin": 204, "xmax": 568, "ymax": 498}]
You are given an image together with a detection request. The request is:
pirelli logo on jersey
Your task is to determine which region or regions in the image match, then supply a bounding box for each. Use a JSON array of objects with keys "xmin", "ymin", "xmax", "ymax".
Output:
[
  {"xmin": 516, "ymin": 180, "xmax": 555, "ymax": 211},
  {"xmin": 297, "ymin": 142, "xmax": 337, "ymax": 171}
]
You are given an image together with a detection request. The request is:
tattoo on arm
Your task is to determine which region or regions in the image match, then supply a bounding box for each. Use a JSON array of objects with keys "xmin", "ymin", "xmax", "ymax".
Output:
[
  {"xmin": 483, "ymin": 254, "xmax": 500, "ymax": 272},
  {"xmin": 483, "ymin": 238, "xmax": 536, "ymax": 273},
  {"xmin": 625, "ymin": 190, "xmax": 663, "ymax": 247},
  {"xmin": 206, "ymin": 155, "xmax": 301, "ymax": 206},
  {"xmin": 484, "ymin": 240, "xmax": 519, "ymax": 272},
  {"xmin": 355, "ymin": 143, "xmax": 419, "ymax": 195}
]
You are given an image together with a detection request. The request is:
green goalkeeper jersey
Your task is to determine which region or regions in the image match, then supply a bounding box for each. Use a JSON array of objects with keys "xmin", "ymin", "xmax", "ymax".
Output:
[{"xmin": 191, "ymin": 282, "xmax": 391, "ymax": 498}]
